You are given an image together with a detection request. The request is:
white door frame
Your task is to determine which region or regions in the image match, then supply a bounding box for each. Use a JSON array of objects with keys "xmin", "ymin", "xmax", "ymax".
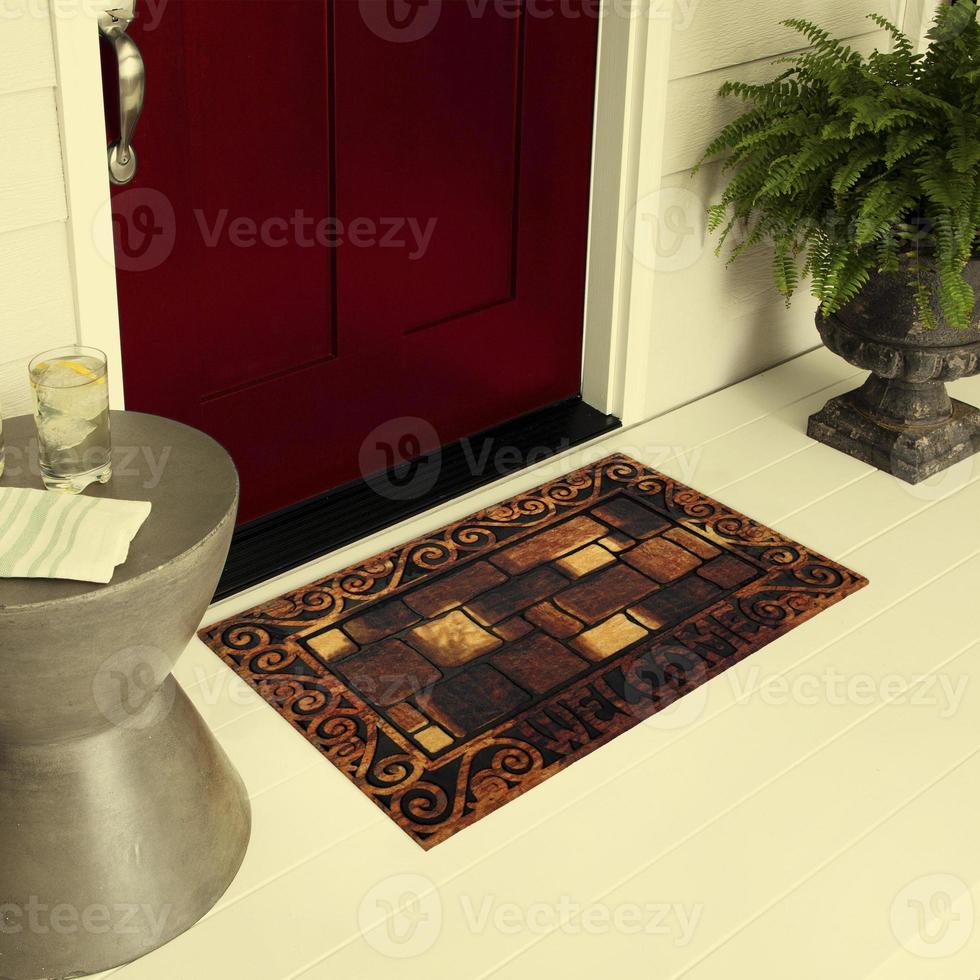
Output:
[
  {"xmin": 50, "ymin": 0, "xmax": 126, "ymax": 409},
  {"xmin": 581, "ymin": 0, "xmax": 673, "ymax": 425},
  {"xmin": 50, "ymin": 0, "xmax": 677, "ymax": 426},
  {"xmin": 901, "ymin": 0, "xmax": 943, "ymax": 50}
]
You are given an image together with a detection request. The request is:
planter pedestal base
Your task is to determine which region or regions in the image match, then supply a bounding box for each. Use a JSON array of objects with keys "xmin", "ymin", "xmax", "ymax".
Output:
[
  {"xmin": 810, "ymin": 267, "xmax": 980, "ymax": 483},
  {"xmin": 808, "ymin": 379, "xmax": 980, "ymax": 484}
]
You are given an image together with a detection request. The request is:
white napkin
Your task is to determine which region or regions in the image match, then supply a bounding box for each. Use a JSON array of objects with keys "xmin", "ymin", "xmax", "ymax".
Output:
[{"xmin": 0, "ymin": 487, "xmax": 152, "ymax": 584}]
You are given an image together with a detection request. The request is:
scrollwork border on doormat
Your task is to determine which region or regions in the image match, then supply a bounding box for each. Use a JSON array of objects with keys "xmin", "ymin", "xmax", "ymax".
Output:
[{"xmin": 200, "ymin": 454, "xmax": 868, "ymax": 849}]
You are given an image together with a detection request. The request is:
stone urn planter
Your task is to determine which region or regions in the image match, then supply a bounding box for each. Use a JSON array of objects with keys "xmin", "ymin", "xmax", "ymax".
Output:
[{"xmin": 808, "ymin": 258, "xmax": 980, "ymax": 483}]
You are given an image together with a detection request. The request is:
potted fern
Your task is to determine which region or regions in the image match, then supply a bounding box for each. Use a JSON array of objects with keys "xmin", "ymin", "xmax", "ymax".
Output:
[{"xmin": 699, "ymin": 0, "xmax": 980, "ymax": 483}]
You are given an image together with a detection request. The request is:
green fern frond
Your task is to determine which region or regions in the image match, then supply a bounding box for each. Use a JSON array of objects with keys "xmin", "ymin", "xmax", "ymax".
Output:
[
  {"xmin": 866, "ymin": 12, "xmax": 914, "ymax": 61},
  {"xmin": 876, "ymin": 231, "xmax": 901, "ymax": 273},
  {"xmin": 948, "ymin": 114, "xmax": 980, "ymax": 172},
  {"xmin": 884, "ymin": 129, "xmax": 933, "ymax": 168},
  {"xmin": 928, "ymin": 0, "xmax": 979, "ymax": 46},
  {"xmin": 831, "ymin": 148, "xmax": 882, "ymax": 195},
  {"xmin": 696, "ymin": 3, "xmax": 980, "ymax": 328}
]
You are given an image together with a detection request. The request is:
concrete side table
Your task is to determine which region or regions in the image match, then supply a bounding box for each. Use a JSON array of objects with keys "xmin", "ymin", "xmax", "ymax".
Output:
[{"xmin": 0, "ymin": 412, "xmax": 251, "ymax": 979}]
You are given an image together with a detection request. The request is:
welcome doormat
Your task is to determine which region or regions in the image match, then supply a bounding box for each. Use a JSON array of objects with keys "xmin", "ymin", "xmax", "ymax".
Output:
[{"xmin": 200, "ymin": 454, "xmax": 867, "ymax": 849}]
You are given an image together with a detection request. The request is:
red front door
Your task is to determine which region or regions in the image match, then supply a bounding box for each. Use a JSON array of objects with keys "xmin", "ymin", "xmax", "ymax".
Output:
[{"xmin": 109, "ymin": 0, "xmax": 599, "ymax": 523}]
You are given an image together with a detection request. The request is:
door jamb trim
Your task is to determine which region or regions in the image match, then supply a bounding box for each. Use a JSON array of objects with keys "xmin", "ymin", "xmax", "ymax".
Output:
[
  {"xmin": 50, "ymin": 0, "xmax": 126, "ymax": 409},
  {"xmin": 581, "ymin": 0, "xmax": 674, "ymax": 425},
  {"xmin": 901, "ymin": 0, "xmax": 941, "ymax": 52}
]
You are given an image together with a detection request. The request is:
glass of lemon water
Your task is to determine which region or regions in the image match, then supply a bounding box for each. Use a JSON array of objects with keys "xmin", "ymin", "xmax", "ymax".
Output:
[{"xmin": 29, "ymin": 346, "xmax": 112, "ymax": 493}]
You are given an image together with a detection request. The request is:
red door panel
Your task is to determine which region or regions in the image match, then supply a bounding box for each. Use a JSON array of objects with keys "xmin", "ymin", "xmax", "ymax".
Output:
[
  {"xmin": 335, "ymin": 1, "xmax": 520, "ymax": 337},
  {"xmin": 183, "ymin": 1, "xmax": 335, "ymax": 396},
  {"xmin": 111, "ymin": 0, "xmax": 599, "ymax": 522}
]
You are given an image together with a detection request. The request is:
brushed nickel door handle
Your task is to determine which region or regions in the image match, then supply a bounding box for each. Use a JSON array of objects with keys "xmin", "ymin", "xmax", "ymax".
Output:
[{"xmin": 99, "ymin": 1, "xmax": 145, "ymax": 185}]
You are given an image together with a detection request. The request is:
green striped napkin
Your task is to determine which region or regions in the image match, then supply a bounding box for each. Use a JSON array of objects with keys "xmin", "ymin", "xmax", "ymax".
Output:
[{"xmin": 0, "ymin": 487, "xmax": 151, "ymax": 584}]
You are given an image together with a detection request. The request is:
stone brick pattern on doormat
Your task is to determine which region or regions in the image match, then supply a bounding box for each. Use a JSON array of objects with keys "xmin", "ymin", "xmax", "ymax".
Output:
[{"xmin": 200, "ymin": 454, "xmax": 868, "ymax": 848}]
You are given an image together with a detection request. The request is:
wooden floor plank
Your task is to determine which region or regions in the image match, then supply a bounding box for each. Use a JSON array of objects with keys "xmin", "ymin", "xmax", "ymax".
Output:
[
  {"xmin": 655, "ymin": 374, "xmax": 864, "ymax": 495},
  {"xmin": 189, "ymin": 431, "xmax": 978, "ymax": 979},
  {"xmin": 289, "ymin": 544, "xmax": 980, "ymax": 980},
  {"xmin": 682, "ymin": 739, "xmax": 980, "ymax": 979},
  {"xmin": 104, "ymin": 353, "xmax": 980, "ymax": 980},
  {"xmin": 472, "ymin": 635, "xmax": 980, "ymax": 980},
  {"xmin": 162, "ymin": 359, "xmax": 900, "ymax": 899},
  {"xmin": 709, "ymin": 441, "xmax": 875, "ymax": 519},
  {"xmin": 869, "ymin": 876, "xmax": 980, "ymax": 980},
  {"xmin": 208, "ymin": 764, "xmax": 387, "ymax": 917},
  {"xmin": 633, "ymin": 347, "xmax": 858, "ymax": 452}
]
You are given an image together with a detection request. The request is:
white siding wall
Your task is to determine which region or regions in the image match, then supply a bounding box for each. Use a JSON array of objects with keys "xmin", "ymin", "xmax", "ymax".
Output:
[
  {"xmin": 643, "ymin": 0, "xmax": 902, "ymax": 417},
  {"xmin": 0, "ymin": 0, "xmax": 76, "ymax": 419}
]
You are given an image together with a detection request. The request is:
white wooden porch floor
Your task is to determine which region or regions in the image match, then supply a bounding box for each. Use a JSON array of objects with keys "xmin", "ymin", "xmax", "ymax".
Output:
[{"xmin": 96, "ymin": 348, "xmax": 980, "ymax": 979}]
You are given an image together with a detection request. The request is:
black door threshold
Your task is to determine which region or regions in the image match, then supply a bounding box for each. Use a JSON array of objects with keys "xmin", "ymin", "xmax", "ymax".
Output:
[{"xmin": 215, "ymin": 397, "xmax": 621, "ymax": 600}]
